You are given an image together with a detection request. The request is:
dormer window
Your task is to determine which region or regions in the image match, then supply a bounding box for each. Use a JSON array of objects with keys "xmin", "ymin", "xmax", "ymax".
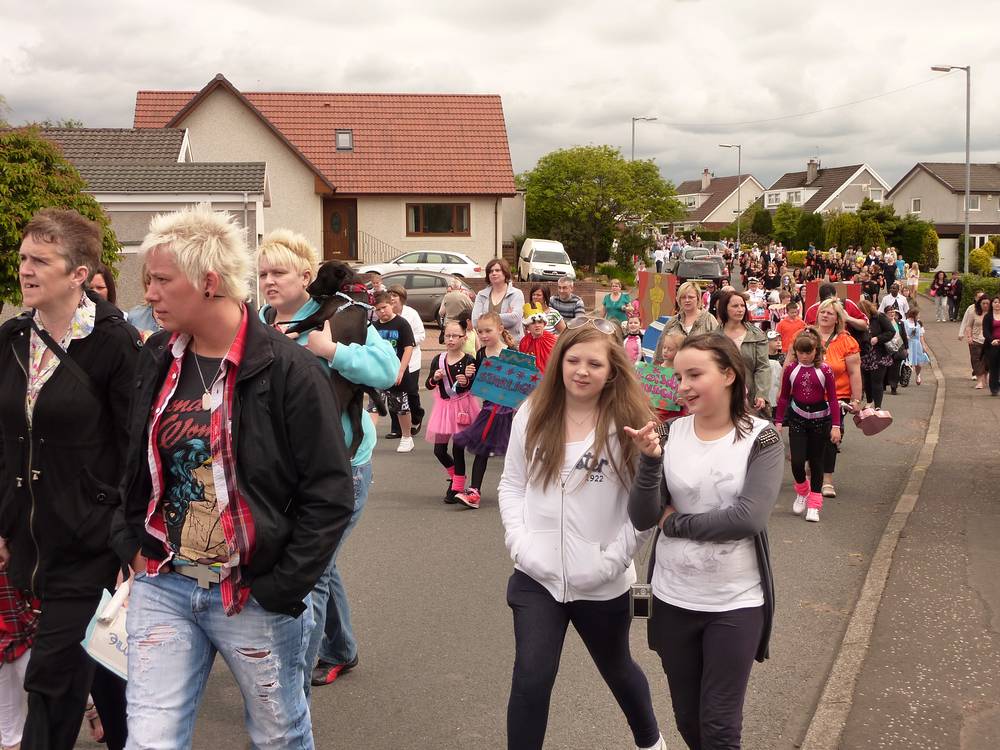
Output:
[{"xmin": 335, "ymin": 129, "xmax": 353, "ymax": 151}]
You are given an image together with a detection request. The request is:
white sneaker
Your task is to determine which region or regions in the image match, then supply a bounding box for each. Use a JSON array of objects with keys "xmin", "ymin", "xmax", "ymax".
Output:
[
  {"xmin": 396, "ymin": 436, "xmax": 414, "ymax": 453},
  {"xmin": 637, "ymin": 735, "xmax": 666, "ymax": 750},
  {"xmin": 792, "ymin": 495, "xmax": 807, "ymax": 515},
  {"xmin": 805, "ymin": 507, "xmax": 820, "ymax": 522}
]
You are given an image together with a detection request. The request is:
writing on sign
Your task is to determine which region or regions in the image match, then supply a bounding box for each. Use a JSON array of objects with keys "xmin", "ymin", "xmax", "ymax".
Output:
[
  {"xmin": 471, "ymin": 355, "xmax": 540, "ymax": 408},
  {"xmin": 635, "ymin": 362, "xmax": 681, "ymax": 411}
]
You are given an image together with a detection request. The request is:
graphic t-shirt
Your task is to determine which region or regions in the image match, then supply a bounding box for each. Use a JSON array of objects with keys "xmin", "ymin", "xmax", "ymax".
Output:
[
  {"xmin": 373, "ymin": 315, "xmax": 415, "ymax": 363},
  {"xmin": 157, "ymin": 351, "xmax": 228, "ymax": 563}
]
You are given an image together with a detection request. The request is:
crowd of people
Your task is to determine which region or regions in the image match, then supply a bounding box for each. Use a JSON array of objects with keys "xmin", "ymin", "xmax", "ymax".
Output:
[{"xmin": 0, "ymin": 203, "xmax": 985, "ymax": 750}]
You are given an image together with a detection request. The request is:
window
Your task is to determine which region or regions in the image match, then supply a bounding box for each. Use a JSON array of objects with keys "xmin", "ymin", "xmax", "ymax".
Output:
[
  {"xmin": 787, "ymin": 190, "xmax": 802, "ymax": 204},
  {"xmin": 842, "ymin": 202, "xmax": 858, "ymax": 212},
  {"xmin": 395, "ymin": 252, "xmax": 423, "ymax": 264},
  {"xmin": 682, "ymin": 195, "xmax": 697, "ymax": 208},
  {"xmin": 408, "ymin": 273, "xmax": 447, "ymax": 289},
  {"xmin": 869, "ymin": 188, "xmax": 883, "ymax": 203},
  {"xmin": 766, "ymin": 192, "xmax": 781, "ymax": 206},
  {"xmin": 911, "ymin": 198, "xmax": 921, "ymax": 213},
  {"xmin": 335, "ymin": 129, "xmax": 353, "ymax": 151},
  {"xmin": 966, "ymin": 195, "xmax": 981, "ymax": 211},
  {"xmin": 406, "ymin": 203, "xmax": 471, "ymax": 236},
  {"xmin": 424, "ymin": 252, "xmax": 450, "ymax": 264}
]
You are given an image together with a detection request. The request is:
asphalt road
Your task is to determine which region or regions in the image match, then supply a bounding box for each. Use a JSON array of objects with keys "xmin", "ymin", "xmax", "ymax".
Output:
[{"xmin": 76, "ymin": 339, "xmax": 936, "ymax": 750}]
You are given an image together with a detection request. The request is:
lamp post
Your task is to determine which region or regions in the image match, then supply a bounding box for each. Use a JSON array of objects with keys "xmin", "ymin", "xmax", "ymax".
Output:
[
  {"xmin": 931, "ymin": 64, "xmax": 971, "ymax": 273},
  {"xmin": 719, "ymin": 143, "xmax": 742, "ymax": 249},
  {"xmin": 630, "ymin": 116, "xmax": 657, "ymax": 161}
]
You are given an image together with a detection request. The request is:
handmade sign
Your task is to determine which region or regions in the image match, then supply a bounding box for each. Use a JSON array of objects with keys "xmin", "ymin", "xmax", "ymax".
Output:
[
  {"xmin": 636, "ymin": 272, "xmax": 678, "ymax": 329},
  {"xmin": 471, "ymin": 349, "xmax": 541, "ymax": 408},
  {"xmin": 634, "ymin": 362, "xmax": 681, "ymax": 411}
]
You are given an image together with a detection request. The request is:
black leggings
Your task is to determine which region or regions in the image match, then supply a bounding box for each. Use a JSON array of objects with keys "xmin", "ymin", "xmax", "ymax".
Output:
[
  {"xmin": 862, "ymin": 365, "xmax": 887, "ymax": 408},
  {"xmin": 469, "ymin": 454, "xmax": 490, "ymax": 491},
  {"xmin": 433, "ymin": 441, "xmax": 466, "ymax": 476},
  {"xmin": 823, "ymin": 416, "xmax": 846, "ymax": 474},
  {"xmin": 650, "ymin": 598, "xmax": 764, "ymax": 750},
  {"xmin": 506, "ymin": 571, "xmax": 660, "ymax": 750},
  {"xmin": 787, "ymin": 413, "xmax": 832, "ymax": 493}
]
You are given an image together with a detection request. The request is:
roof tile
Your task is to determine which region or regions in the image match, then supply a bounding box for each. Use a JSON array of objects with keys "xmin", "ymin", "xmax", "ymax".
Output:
[
  {"xmin": 77, "ymin": 162, "xmax": 266, "ymax": 194},
  {"xmin": 37, "ymin": 127, "xmax": 186, "ymax": 164}
]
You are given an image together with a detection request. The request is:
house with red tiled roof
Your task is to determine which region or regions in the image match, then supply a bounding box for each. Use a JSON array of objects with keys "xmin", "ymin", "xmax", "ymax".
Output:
[
  {"xmin": 673, "ymin": 169, "xmax": 765, "ymax": 230},
  {"xmin": 134, "ymin": 74, "xmax": 518, "ymax": 267},
  {"xmin": 887, "ymin": 162, "xmax": 1000, "ymax": 271},
  {"xmin": 764, "ymin": 159, "xmax": 890, "ymax": 215}
]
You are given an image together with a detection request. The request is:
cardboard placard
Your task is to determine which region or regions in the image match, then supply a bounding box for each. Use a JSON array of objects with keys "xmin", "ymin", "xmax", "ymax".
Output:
[
  {"xmin": 471, "ymin": 353, "xmax": 541, "ymax": 408},
  {"xmin": 634, "ymin": 362, "xmax": 681, "ymax": 411},
  {"xmin": 636, "ymin": 272, "xmax": 678, "ymax": 329}
]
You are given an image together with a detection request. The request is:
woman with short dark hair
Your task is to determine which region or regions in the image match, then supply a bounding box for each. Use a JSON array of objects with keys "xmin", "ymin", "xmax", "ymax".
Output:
[{"xmin": 472, "ymin": 258, "xmax": 525, "ymax": 342}]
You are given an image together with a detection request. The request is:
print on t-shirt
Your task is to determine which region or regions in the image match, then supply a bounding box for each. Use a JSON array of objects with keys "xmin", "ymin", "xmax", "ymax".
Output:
[{"xmin": 157, "ymin": 352, "xmax": 229, "ymax": 563}]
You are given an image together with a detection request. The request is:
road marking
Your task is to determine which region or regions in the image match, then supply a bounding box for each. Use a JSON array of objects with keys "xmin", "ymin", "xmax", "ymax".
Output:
[{"xmin": 800, "ymin": 332, "xmax": 946, "ymax": 750}]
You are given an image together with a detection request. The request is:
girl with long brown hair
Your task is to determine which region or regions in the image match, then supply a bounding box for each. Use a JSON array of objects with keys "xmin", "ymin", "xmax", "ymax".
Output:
[
  {"xmin": 627, "ymin": 334, "xmax": 783, "ymax": 749},
  {"xmin": 498, "ymin": 319, "xmax": 664, "ymax": 750}
]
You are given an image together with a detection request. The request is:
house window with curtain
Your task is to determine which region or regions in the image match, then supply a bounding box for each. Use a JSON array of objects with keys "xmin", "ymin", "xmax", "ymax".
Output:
[
  {"xmin": 869, "ymin": 188, "xmax": 883, "ymax": 203},
  {"xmin": 766, "ymin": 192, "xmax": 780, "ymax": 206},
  {"xmin": 965, "ymin": 195, "xmax": 981, "ymax": 211},
  {"xmin": 406, "ymin": 203, "xmax": 471, "ymax": 236},
  {"xmin": 911, "ymin": 198, "xmax": 921, "ymax": 213}
]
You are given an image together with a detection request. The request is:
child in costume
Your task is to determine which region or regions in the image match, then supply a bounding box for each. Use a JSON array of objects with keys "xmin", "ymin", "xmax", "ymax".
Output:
[{"xmin": 518, "ymin": 303, "xmax": 558, "ymax": 373}]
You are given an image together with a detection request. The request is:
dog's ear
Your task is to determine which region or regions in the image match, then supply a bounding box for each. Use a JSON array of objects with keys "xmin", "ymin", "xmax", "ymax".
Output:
[{"xmin": 308, "ymin": 262, "xmax": 355, "ymax": 296}]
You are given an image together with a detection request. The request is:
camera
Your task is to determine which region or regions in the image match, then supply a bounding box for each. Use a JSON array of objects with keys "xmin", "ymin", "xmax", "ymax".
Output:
[{"xmin": 630, "ymin": 583, "xmax": 652, "ymax": 620}]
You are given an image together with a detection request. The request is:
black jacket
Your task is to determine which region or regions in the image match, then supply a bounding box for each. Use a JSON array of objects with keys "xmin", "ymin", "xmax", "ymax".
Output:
[
  {"xmin": 110, "ymin": 310, "xmax": 354, "ymax": 617},
  {"xmin": 0, "ymin": 293, "xmax": 140, "ymax": 597},
  {"xmin": 867, "ymin": 311, "xmax": 896, "ymax": 358}
]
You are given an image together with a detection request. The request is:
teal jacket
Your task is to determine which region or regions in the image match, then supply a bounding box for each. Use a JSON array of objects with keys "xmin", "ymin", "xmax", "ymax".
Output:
[{"xmin": 259, "ymin": 300, "xmax": 397, "ymax": 466}]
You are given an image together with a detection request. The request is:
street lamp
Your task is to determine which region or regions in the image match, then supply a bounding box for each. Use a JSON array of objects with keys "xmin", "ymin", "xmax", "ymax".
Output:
[
  {"xmin": 719, "ymin": 143, "xmax": 742, "ymax": 249},
  {"xmin": 931, "ymin": 64, "xmax": 971, "ymax": 273},
  {"xmin": 631, "ymin": 116, "xmax": 657, "ymax": 161}
]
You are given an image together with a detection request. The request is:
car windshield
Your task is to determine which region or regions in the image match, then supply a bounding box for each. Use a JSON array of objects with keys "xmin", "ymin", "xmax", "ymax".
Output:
[{"xmin": 533, "ymin": 251, "xmax": 570, "ymax": 264}]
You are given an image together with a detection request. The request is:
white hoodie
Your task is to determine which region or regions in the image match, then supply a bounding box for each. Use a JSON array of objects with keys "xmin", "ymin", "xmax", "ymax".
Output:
[{"xmin": 498, "ymin": 405, "xmax": 649, "ymax": 602}]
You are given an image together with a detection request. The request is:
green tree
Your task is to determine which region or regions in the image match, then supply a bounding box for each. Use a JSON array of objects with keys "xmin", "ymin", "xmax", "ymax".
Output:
[
  {"xmin": 751, "ymin": 205, "xmax": 773, "ymax": 237},
  {"xmin": 772, "ymin": 202, "xmax": 802, "ymax": 247},
  {"xmin": 824, "ymin": 212, "xmax": 862, "ymax": 250},
  {"xmin": 0, "ymin": 128, "xmax": 119, "ymax": 308},
  {"xmin": 921, "ymin": 225, "xmax": 939, "ymax": 269},
  {"xmin": 858, "ymin": 218, "xmax": 886, "ymax": 251},
  {"xmin": 856, "ymin": 198, "xmax": 899, "ymax": 243},
  {"xmin": 969, "ymin": 247, "xmax": 992, "ymax": 275},
  {"xmin": 795, "ymin": 212, "xmax": 824, "ymax": 249},
  {"xmin": 521, "ymin": 145, "xmax": 684, "ymax": 267}
]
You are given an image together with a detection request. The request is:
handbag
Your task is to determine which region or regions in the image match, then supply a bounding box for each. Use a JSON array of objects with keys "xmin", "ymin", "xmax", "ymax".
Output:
[
  {"xmin": 440, "ymin": 353, "xmax": 472, "ymax": 425},
  {"xmin": 899, "ymin": 361, "xmax": 912, "ymax": 387},
  {"xmin": 82, "ymin": 580, "xmax": 130, "ymax": 681},
  {"xmin": 853, "ymin": 406, "xmax": 893, "ymax": 436},
  {"xmin": 885, "ymin": 328, "xmax": 904, "ymax": 353}
]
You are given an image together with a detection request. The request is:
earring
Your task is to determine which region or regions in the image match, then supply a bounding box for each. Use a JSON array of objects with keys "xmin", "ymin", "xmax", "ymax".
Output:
[{"xmin": 204, "ymin": 291, "xmax": 211, "ymax": 298}]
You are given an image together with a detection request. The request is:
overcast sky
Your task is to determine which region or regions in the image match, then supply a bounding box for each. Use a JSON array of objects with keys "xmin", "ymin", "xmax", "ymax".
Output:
[{"xmin": 2, "ymin": 0, "xmax": 998, "ymax": 190}]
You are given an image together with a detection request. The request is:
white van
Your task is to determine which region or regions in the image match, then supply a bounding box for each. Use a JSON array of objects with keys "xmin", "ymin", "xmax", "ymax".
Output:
[{"xmin": 518, "ymin": 239, "xmax": 576, "ymax": 282}]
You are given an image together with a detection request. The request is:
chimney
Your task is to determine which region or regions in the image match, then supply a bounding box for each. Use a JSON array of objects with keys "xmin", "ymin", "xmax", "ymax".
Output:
[
  {"xmin": 701, "ymin": 168, "xmax": 712, "ymax": 190},
  {"xmin": 806, "ymin": 158, "xmax": 819, "ymax": 185}
]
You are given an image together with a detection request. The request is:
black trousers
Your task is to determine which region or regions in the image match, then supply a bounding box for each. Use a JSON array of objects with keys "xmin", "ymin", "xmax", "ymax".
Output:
[
  {"xmin": 823, "ymin": 415, "xmax": 847, "ymax": 474},
  {"xmin": 885, "ymin": 357, "xmax": 903, "ymax": 391},
  {"xmin": 650, "ymin": 598, "xmax": 764, "ymax": 750},
  {"xmin": 433, "ymin": 441, "xmax": 466, "ymax": 476},
  {"xmin": 390, "ymin": 368, "xmax": 425, "ymax": 433},
  {"xmin": 506, "ymin": 571, "xmax": 660, "ymax": 750},
  {"xmin": 22, "ymin": 592, "xmax": 102, "ymax": 750},
  {"xmin": 862, "ymin": 365, "xmax": 887, "ymax": 409},
  {"xmin": 787, "ymin": 413, "xmax": 832, "ymax": 492},
  {"xmin": 469, "ymin": 454, "xmax": 490, "ymax": 491},
  {"xmin": 986, "ymin": 348, "xmax": 1000, "ymax": 395},
  {"xmin": 90, "ymin": 663, "xmax": 128, "ymax": 750}
]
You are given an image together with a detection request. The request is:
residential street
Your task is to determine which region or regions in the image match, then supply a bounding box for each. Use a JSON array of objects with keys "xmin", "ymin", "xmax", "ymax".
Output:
[{"xmin": 77, "ymin": 341, "xmax": 939, "ymax": 749}]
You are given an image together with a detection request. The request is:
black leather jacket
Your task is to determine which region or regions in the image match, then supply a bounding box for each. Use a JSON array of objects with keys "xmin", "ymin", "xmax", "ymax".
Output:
[{"xmin": 110, "ymin": 309, "xmax": 354, "ymax": 617}]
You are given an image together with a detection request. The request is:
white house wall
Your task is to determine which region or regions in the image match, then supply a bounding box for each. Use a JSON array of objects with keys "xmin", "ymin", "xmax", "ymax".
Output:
[
  {"xmin": 174, "ymin": 87, "xmax": 322, "ymax": 249},
  {"xmin": 707, "ymin": 181, "xmax": 764, "ymax": 224},
  {"xmin": 356, "ymin": 195, "xmax": 502, "ymax": 265}
]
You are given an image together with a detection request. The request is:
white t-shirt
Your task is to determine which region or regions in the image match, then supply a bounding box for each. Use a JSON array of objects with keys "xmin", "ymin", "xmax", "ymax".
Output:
[
  {"xmin": 399, "ymin": 305, "xmax": 425, "ymax": 373},
  {"xmin": 654, "ymin": 416, "xmax": 765, "ymax": 612},
  {"xmin": 653, "ymin": 248, "xmax": 666, "ymax": 264}
]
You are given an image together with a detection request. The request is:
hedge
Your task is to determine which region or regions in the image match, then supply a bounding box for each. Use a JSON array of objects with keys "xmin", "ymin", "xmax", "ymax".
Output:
[
  {"xmin": 959, "ymin": 273, "xmax": 1000, "ymax": 312},
  {"xmin": 785, "ymin": 250, "xmax": 807, "ymax": 267}
]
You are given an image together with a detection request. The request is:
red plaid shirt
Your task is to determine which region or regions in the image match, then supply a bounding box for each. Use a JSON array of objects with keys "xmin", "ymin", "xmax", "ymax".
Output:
[
  {"xmin": 143, "ymin": 307, "xmax": 256, "ymax": 615},
  {"xmin": 0, "ymin": 570, "xmax": 37, "ymax": 662}
]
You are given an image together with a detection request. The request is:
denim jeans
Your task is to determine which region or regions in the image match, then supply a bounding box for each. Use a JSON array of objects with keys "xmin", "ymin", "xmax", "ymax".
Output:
[
  {"xmin": 303, "ymin": 461, "xmax": 372, "ymax": 695},
  {"xmin": 125, "ymin": 571, "xmax": 314, "ymax": 750}
]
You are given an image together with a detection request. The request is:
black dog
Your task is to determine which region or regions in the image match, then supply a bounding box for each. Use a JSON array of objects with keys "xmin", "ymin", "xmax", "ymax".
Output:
[{"xmin": 281, "ymin": 261, "xmax": 384, "ymax": 456}]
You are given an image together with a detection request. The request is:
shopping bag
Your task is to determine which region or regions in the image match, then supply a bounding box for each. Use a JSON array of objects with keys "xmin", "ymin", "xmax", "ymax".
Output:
[
  {"xmin": 900, "ymin": 362, "xmax": 912, "ymax": 387},
  {"xmin": 82, "ymin": 580, "xmax": 130, "ymax": 681}
]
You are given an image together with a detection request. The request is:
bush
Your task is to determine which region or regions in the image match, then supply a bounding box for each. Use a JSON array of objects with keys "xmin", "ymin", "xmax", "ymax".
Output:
[
  {"xmin": 786, "ymin": 250, "xmax": 807, "ymax": 267},
  {"xmin": 751, "ymin": 208, "xmax": 773, "ymax": 238},
  {"xmin": 959, "ymin": 274, "xmax": 1000, "ymax": 312},
  {"xmin": 595, "ymin": 262, "xmax": 635, "ymax": 286},
  {"xmin": 969, "ymin": 247, "xmax": 992, "ymax": 276}
]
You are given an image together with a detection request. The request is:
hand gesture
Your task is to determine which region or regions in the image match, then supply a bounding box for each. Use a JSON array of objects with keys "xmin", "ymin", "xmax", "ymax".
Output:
[
  {"xmin": 624, "ymin": 420, "xmax": 662, "ymax": 459},
  {"xmin": 464, "ymin": 363, "xmax": 477, "ymax": 378}
]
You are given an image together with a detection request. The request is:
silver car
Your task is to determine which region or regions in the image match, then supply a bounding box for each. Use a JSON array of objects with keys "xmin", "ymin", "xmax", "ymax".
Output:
[{"xmin": 379, "ymin": 270, "xmax": 475, "ymax": 322}]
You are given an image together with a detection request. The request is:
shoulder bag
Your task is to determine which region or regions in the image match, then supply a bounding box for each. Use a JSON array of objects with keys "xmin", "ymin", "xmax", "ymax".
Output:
[{"xmin": 30, "ymin": 319, "xmax": 102, "ymax": 404}]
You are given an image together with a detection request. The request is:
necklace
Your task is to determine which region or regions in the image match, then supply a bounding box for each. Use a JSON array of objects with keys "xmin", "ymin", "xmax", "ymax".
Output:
[
  {"xmin": 191, "ymin": 349, "xmax": 224, "ymax": 411},
  {"xmin": 565, "ymin": 409, "xmax": 596, "ymax": 428}
]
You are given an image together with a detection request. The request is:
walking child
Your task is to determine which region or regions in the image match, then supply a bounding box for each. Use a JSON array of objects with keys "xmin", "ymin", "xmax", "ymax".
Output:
[
  {"xmin": 904, "ymin": 307, "xmax": 931, "ymax": 385},
  {"xmin": 773, "ymin": 328, "xmax": 841, "ymax": 522},
  {"xmin": 372, "ymin": 292, "xmax": 417, "ymax": 452},
  {"xmin": 623, "ymin": 309, "xmax": 644, "ymax": 364},
  {"xmin": 426, "ymin": 314, "xmax": 481, "ymax": 503},
  {"xmin": 452, "ymin": 312, "xmax": 516, "ymax": 509},
  {"xmin": 518, "ymin": 303, "xmax": 558, "ymax": 373}
]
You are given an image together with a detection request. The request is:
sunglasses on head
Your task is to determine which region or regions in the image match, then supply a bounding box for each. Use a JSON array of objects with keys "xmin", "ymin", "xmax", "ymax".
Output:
[{"xmin": 565, "ymin": 316, "xmax": 618, "ymax": 335}]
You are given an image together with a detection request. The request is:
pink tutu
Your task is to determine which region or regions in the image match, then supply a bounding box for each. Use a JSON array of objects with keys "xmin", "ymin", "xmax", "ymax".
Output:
[{"xmin": 425, "ymin": 392, "xmax": 482, "ymax": 444}]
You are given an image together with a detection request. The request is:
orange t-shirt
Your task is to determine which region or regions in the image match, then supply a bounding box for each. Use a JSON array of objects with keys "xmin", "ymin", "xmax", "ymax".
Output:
[
  {"xmin": 823, "ymin": 332, "xmax": 860, "ymax": 399},
  {"xmin": 776, "ymin": 317, "xmax": 806, "ymax": 354}
]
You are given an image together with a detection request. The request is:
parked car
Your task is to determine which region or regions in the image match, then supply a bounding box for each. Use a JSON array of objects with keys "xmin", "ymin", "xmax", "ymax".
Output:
[
  {"xmin": 518, "ymin": 238, "xmax": 576, "ymax": 281},
  {"xmin": 359, "ymin": 251, "xmax": 484, "ymax": 278},
  {"xmin": 667, "ymin": 247, "xmax": 726, "ymax": 277},
  {"xmin": 379, "ymin": 270, "xmax": 475, "ymax": 323},
  {"xmin": 991, "ymin": 257, "xmax": 1000, "ymax": 278}
]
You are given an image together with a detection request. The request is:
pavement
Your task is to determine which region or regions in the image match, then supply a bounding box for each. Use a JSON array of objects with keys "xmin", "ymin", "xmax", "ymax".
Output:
[{"xmin": 72, "ymin": 304, "xmax": 969, "ymax": 750}]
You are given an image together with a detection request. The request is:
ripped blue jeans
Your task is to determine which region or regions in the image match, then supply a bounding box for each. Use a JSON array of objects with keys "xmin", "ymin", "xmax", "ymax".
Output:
[{"xmin": 124, "ymin": 571, "xmax": 314, "ymax": 750}]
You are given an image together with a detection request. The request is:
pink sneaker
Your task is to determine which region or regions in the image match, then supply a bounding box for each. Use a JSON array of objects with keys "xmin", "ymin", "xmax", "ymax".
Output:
[{"xmin": 456, "ymin": 488, "xmax": 481, "ymax": 509}]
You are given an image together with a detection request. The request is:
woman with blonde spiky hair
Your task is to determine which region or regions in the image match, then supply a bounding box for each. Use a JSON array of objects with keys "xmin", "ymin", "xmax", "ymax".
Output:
[
  {"xmin": 111, "ymin": 205, "xmax": 356, "ymax": 747},
  {"xmin": 255, "ymin": 228, "xmax": 396, "ymax": 692}
]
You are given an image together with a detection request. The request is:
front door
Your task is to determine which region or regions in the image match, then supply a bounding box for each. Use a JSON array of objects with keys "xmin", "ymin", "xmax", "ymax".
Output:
[{"xmin": 322, "ymin": 198, "xmax": 358, "ymax": 261}]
